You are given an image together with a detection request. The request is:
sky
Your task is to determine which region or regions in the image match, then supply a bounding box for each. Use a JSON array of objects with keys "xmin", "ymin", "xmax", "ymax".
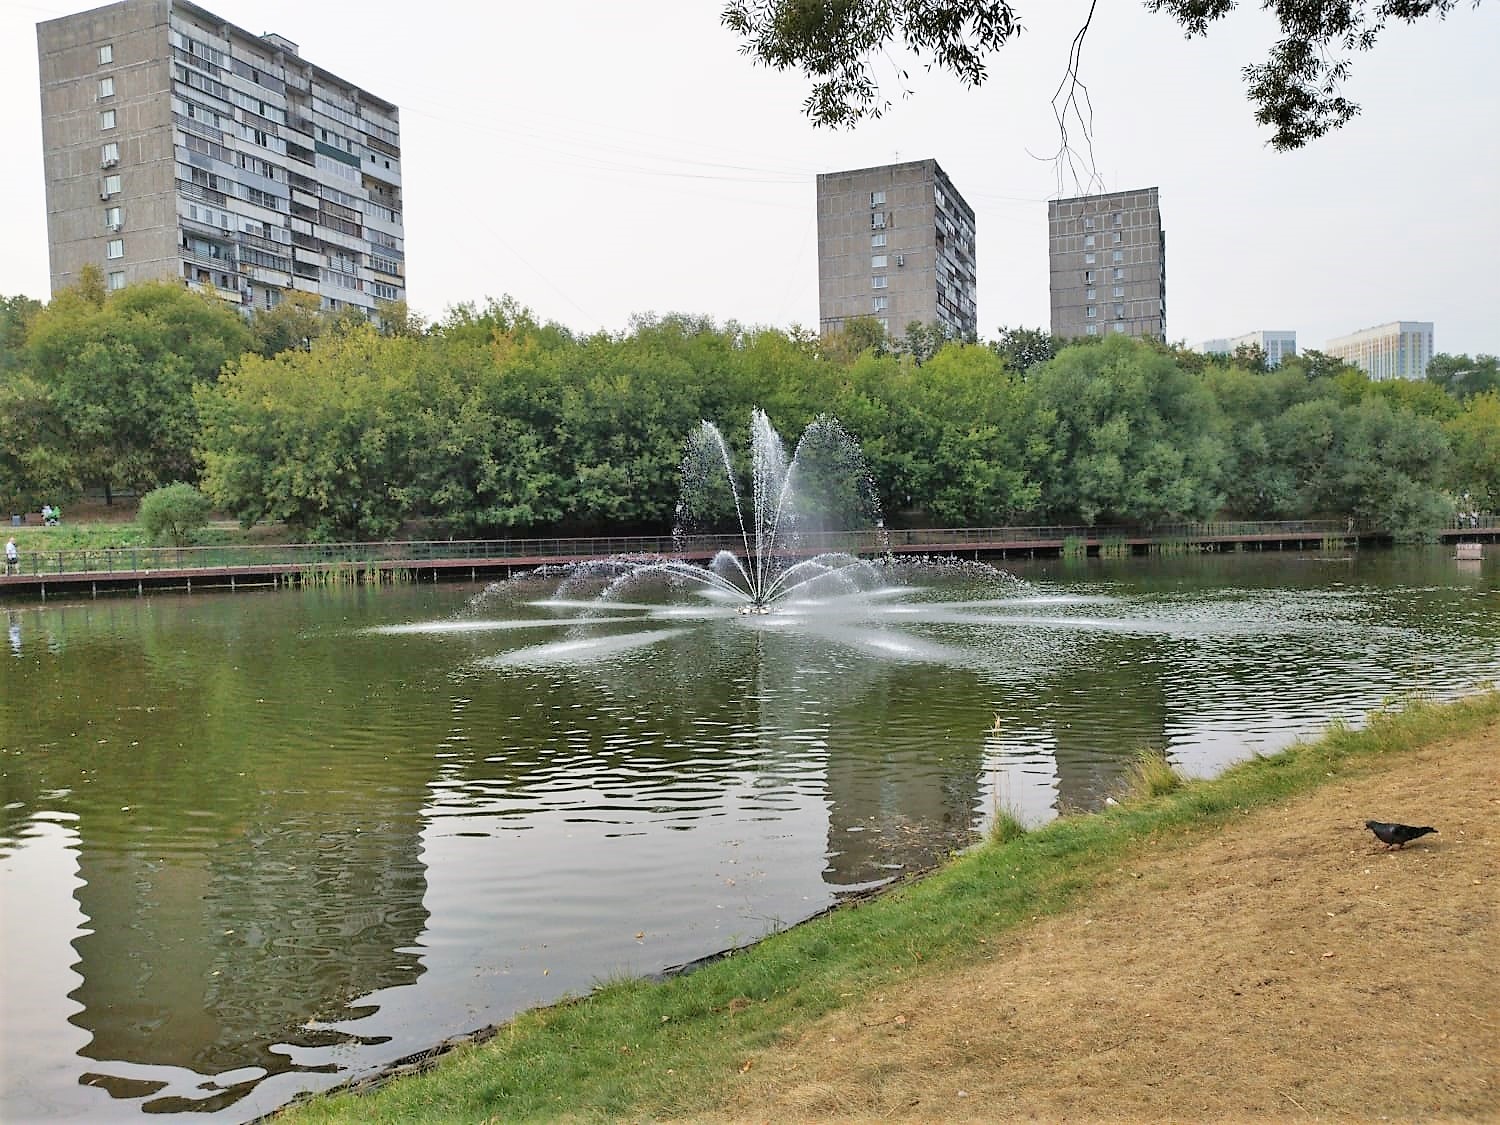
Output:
[{"xmin": 2, "ymin": 0, "xmax": 1497, "ymax": 355}]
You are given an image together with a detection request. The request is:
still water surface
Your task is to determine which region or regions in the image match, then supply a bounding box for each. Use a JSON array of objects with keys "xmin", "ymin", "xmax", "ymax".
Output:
[{"xmin": 1, "ymin": 549, "xmax": 1495, "ymax": 1120}]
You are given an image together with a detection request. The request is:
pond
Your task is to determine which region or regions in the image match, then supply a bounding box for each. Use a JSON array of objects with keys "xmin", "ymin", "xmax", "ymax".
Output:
[{"xmin": 1, "ymin": 547, "xmax": 1495, "ymax": 1120}]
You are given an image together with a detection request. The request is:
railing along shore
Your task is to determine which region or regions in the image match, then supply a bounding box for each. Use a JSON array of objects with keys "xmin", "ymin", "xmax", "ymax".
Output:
[{"xmin": 2, "ymin": 517, "xmax": 1493, "ymax": 581}]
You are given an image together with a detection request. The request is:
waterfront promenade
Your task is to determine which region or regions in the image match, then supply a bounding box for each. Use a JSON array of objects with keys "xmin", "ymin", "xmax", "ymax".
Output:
[{"xmin": 1, "ymin": 518, "xmax": 1494, "ymax": 600}]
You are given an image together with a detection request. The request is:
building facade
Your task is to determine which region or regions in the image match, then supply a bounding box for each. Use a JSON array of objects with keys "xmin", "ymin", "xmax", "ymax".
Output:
[
  {"xmin": 1324, "ymin": 321, "xmax": 1434, "ymax": 381},
  {"xmin": 1202, "ymin": 330, "xmax": 1297, "ymax": 367},
  {"xmin": 816, "ymin": 159, "xmax": 976, "ymax": 339},
  {"xmin": 1048, "ymin": 187, "xmax": 1165, "ymax": 340},
  {"xmin": 38, "ymin": 0, "xmax": 404, "ymax": 316}
]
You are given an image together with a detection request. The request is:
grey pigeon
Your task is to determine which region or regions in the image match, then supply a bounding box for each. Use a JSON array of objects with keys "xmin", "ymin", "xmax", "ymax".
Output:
[{"xmin": 1365, "ymin": 820, "xmax": 1437, "ymax": 849}]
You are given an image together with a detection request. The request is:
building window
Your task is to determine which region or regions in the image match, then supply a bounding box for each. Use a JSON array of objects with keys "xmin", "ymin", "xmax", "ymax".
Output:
[
  {"xmin": 1086, "ymin": 306, "xmax": 1096, "ymax": 318},
  {"xmin": 872, "ymin": 295, "xmax": 889, "ymax": 312},
  {"xmin": 99, "ymin": 108, "xmax": 116, "ymax": 130},
  {"xmin": 871, "ymin": 190, "xmax": 885, "ymax": 207},
  {"xmin": 1084, "ymin": 253, "xmax": 1096, "ymax": 265},
  {"xmin": 1084, "ymin": 216, "xmax": 1095, "ymax": 231},
  {"xmin": 871, "ymin": 254, "xmax": 887, "ymax": 269},
  {"xmin": 98, "ymin": 77, "xmax": 114, "ymax": 99},
  {"xmin": 871, "ymin": 213, "xmax": 886, "ymax": 230},
  {"xmin": 1112, "ymin": 213, "xmax": 1122, "ymax": 227},
  {"xmin": 98, "ymin": 44, "xmax": 114, "ymax": 66},
  {"xmin": 1084, "ymin": 269, "xmax": 1095, "ymax": 284},
  {"xmin": 107, "ymin": 270, "xmax": 125, "ymax": 290},
  {"xmin": 1085, "ymin": 288, "xmax": 1096, "ymax": 300},
  {"xmin": 1113, "ymin": 285, "xmax": 1124, "ymax": 298},
  {"xmin": 1084, "ymin": 234, "xmax": 1095, "ymax": 249},
  {"xmin": 1113, "ymin": 323, "xmax": 1126, "ymax": 333},
  {"xmin": 1115, "ymin": 304, "xmax": 1125, "ymax": 318},
  {"xmin": 106, "ymin": 238, "xmax": 124, "ymax": 259},
  {"xmin": 101, "ymin": 142, "xmax": 119, "ymax": 166},
  {"xmin": 871, "ymin": 232, "xmax": 886, "ymax": 249},
  {"xmin": 1112, "ymin": 231, "xmax": 1122, "ymax": 244},
  {"xmin": 872, "ymin": 275, "xmax": 888, "ymax": 289},
  {"xmin": 102, "ymin": 173, "xmax": 121, "ymax": 195},
  {"xmin": 877, "ymin": 317, "xmax": 889, "ymax": 331},
  {"xmin": 103, "ymin": 206, "xmax": 121, "ymax": 230},
  {"xmin": 1112, "ymin": 250, "xmax": 1124, "ymax": 263},
  {"xmin": 1113, "ymin": 267, "xmax": 1124, "ymax": 281}
]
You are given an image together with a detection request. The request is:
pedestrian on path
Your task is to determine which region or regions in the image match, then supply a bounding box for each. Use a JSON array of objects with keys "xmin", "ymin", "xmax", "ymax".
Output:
[{"xmin": 5, "ymin": 537, "xmax": 17, "ymax": 574}]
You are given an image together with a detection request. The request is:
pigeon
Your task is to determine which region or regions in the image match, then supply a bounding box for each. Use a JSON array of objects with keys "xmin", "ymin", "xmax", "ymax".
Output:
[{"xmin": 1365, "ymin": 820, "xmax": 1437, "ymax": 849}]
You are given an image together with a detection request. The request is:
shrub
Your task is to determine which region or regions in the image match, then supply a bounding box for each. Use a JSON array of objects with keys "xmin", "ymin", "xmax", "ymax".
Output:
[{"xmin": 137, "ymin": 482, "xmax": 213, "ymax": 546}]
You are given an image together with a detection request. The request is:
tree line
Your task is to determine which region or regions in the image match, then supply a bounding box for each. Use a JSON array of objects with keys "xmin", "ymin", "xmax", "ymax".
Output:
[{"xmin": 1, "ymin": 273, "xmax": 1496, "ymax": 541}]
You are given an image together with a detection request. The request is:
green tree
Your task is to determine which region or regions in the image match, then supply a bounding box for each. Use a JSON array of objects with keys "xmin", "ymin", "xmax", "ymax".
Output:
[
  {"xmin": 197, "ymin": 325, "xmax": 420, "ymax": 540},
  {"xmin": 1030, "ymin": 335, "xmax": 1224, "ymax": 525},
  {"xmin": 1426, "ymin": 353, "xmax": 1500, "ymax": 401},
  {"xmin": 990, "ymin": 325, "xmax": 1058, "ymax": 376},
  {"xmin": 25, "ymin": 279, "xmax": 251, "ymax": 502},
  {"xmin": 1332, "ymin": 396, "xmax": 1452, "ymax": 539},
  {"xmin": 722, "ymin": 0, "xmax": 1474, "ymax": 148},
  {"xmin": 1445, "ymin": 392, "xmax": 1500, "ymax": 513},
  {"xmin": 137, "ymin": 482, "xmax": 213, "ymax": 546}
]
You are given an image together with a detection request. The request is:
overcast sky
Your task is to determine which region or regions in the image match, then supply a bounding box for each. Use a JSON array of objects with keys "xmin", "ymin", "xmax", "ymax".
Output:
[{"xmin": 3, "ymin": 0, "xmax": 1497, "ymax": 355}]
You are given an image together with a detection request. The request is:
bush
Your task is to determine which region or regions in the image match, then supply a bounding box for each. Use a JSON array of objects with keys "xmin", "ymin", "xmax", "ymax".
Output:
[{"xmin": 137, "ymin": 482, "xmax": 213, "ymax": 546}]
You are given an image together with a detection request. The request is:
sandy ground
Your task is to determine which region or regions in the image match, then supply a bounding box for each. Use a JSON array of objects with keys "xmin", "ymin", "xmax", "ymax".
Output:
[{"xmin": 702, "ymin": 725, "xmax": 1500, "ymax": 1124}]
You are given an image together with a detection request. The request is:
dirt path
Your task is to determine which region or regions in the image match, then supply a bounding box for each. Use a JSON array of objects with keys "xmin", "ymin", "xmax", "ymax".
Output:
[{"xmin": 703, "ymin": 727, "xmax": 1500, "ymax": 1123}]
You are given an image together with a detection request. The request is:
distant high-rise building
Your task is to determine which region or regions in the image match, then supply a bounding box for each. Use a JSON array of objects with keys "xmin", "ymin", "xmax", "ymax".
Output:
[
  {"xmin": 1324, "ymin": 322, "xmax": 1434, "ymax": 381},
  {"xmin": 1202, "ymin": 330, "xmax": 1297, "ymax": 367},
  {"xmin": 1048, "ymin": 187, "xmax": 1165, "ymax": 340},
  {"xmin": 816, "ymin": 159, "xmax": 976, "ymax": 339},
  {"xmin": 38, "ymin": 0, "xmax": 404, "ymax": 316}
]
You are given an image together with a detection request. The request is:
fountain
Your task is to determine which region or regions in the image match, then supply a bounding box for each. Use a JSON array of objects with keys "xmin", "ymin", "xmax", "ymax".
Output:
[{"xmin": 560, "ymin": 409, "xmax": 892, "ymax": 614}]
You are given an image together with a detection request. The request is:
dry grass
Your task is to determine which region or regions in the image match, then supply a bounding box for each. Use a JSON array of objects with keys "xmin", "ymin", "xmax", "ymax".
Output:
[{"xmin": 700, "ymin": 722, "xmax": 1500, "ymax": 1123}]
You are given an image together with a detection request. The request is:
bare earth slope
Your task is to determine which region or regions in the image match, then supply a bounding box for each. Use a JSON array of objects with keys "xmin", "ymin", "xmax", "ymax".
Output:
[{"xmin": 704, "ymin": 727, "xmax": 1499, "ymax": 1123}]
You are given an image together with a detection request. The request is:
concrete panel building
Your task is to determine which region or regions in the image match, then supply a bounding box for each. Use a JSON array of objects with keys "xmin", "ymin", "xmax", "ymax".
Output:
[
  {"xmin": 1324, "ymin": 321, "xmax": 1434, "ymax": 381},
  {"xmin": 1048, "ymin": 187, "xmax": 1165, "ymax": 340},
  {"xmin": 1202, "ymin": 330, "xmax": 1297, "ymax": 367},
  {"xmin": 38, "ymin": 0, "xmax": 404, "ymax": 316},
  {"xmin": 816, "ymin": 159, "xmax": 976, "ymax": 339}
]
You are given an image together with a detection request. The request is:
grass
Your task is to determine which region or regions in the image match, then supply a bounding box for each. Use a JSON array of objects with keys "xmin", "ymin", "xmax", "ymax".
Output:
[
  {"xmin": 277, "ymin": 689, "xmax": 1500, "ymax": 1124},
  {"xmin": 1124, "ymin": 746, "xmax": 1183, "ymax": 798}
]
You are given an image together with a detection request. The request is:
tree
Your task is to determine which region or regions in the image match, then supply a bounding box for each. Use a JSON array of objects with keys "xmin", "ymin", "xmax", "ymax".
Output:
[
  {"xmin": 137, "ymin": 482, "xmax": 213, "ymax": 546},
  {"xmin": 24, "ymin": 279, "xmax": 251, "ymax": 502},
  {"xmin": 1426, "ymin": 353, "xmax": 1500, "ymax": 401},
  {"xmin": 1029, "ymin": 334, "xmax": 1224, "ymax": 524},
  {"xmin": 990, "ymin": 325, "xmax": 1058, "ymax": 376},
  {"xmin": 723, "ymin": 0, "xmax": 1476, "ymax": 149},
  {"xmin": 1446, "ymin": 392, "xmax": 1500, "ymax": 512}
]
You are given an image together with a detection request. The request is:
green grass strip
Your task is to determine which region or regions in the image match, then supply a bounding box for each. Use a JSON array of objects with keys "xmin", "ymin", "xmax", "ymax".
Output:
[{"xmin": 280, "ymin": 691, "xmax": 1500, "ymax": 1123}]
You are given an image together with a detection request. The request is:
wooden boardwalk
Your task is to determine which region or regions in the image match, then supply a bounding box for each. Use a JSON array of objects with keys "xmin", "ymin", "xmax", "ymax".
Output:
[{"xmin": 1, "ymin": 521, "xmax": 1493, "ymax": 600}]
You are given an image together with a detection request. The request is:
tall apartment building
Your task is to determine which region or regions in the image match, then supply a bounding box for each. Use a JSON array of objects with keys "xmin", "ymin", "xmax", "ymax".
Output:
[
  {"xmin": 1202, "ymin": 330, "xmax": 1297, "ymax": 368},
  {"xmin": 1048, "ymin": 187, "xmax": 1165, "ymax": 340},
  {"xmin": 816, "ymin": 159, "xmax": 976, "ymax": 339},
  {"xmin": 1324, "ymin": 321, "xmax": 1434, "ymax": 381},
  {"xmin": 37, "ymin": 0, "xmax": 404, "ymax": 317}
]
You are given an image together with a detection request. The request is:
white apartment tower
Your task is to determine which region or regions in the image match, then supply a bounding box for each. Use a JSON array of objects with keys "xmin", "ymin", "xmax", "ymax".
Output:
[
  {"xmin": 1048, "ymin": 187, "xmax": 1165, "ymax": 340},
  {"xmin": 38, "ymin": 0, "xmax": 404, "ymax": 316},
  {"xmin": 816, "ymin": 160, "xmax": 977, "ymax": 340},
  {"xmin": 1324, "ymin": 322, "xmax": 1434, "ymax": 381}
]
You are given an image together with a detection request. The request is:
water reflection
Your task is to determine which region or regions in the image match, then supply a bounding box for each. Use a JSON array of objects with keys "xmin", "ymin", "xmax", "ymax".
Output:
[{"xmin": 0, "ymin": 551, "xmax": 1495, "ymax": 1120}]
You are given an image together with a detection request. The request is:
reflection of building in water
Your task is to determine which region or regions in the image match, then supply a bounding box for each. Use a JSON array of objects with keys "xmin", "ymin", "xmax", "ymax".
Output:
[
  {"xmin": 819, "ymin": 682, "xmax": 982, "ymax": 888},
  {"xmin": 0, "ymin": 599, "xmax": 434, "ymax": 1112},
  {"xmin": 1045, "ymin": 635, "xmax": 1170, "ymax": 811},
  {"xmin": 69, "ymin": 799, "xmax": 428, "ymax": 1101}
]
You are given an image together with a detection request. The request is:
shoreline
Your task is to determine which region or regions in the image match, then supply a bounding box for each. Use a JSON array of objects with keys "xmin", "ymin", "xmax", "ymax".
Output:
[{"xmin": 276, "ymin": 690, "xmax": 1500, "ymax": 1123}]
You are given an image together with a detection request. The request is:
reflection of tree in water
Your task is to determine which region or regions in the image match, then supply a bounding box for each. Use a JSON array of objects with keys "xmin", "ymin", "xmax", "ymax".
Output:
[{"xmin": 0, "ymin": 597, "xmax": 435, "ymax": 1112}]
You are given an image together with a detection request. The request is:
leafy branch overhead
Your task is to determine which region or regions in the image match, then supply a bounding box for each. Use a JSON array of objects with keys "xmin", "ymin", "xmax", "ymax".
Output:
[{"xmin": 722, "ymin": 0, "xmax": 1476, "ymax": 149}]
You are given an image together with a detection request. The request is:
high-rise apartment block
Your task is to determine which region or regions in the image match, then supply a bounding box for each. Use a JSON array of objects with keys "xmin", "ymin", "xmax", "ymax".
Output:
[
  {"xmin": 1202, "ymin": 330, "xmax": 1297, "ymax": 368},
  {"xmin": 1048, "ymin": 187, "xmax": 1165, "ymax": 340},
  {"xmin": 816, "ymin": 159, "xmax": 976, "ymax": 339},
  {"xmin": 37, "ymin": 0, "xmax": 404, "ymax": 316},
  {"xmin": 1324, "ymin": 321, "xmax": 1434, "ymax": 381}
]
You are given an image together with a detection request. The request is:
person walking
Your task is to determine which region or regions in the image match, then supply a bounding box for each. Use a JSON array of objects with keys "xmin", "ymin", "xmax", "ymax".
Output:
[{"xmin": 4, "ymin": 537, "xmax": 17, "ymax": 575}]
